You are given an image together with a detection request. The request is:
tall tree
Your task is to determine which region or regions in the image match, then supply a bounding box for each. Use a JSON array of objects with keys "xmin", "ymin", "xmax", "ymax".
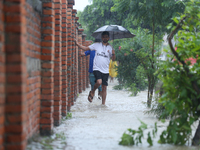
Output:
[
  {"xmin": 77, "ymin": 0, "xmax": 134, "ymax": 40},
  {"xmin": 111, "ymin": 0, "xmax": 189, "ymax": 107}
]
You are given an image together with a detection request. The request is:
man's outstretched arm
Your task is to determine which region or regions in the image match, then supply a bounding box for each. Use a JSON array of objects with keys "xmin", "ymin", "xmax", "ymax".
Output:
[{"xmin": 75, "ymin": 39, "xmax": 90, "ymax": 51}]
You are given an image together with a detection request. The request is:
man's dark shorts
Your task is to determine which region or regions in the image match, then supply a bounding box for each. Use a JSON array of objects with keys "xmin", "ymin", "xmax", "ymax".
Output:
[{"xmin": 93, "ymin": 70, "xmax": 109, "ymax": 86}]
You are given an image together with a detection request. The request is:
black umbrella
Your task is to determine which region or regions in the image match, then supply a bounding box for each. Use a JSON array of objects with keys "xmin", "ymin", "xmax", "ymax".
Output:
[{"xmin": 91, "ymin": 25, "xmax": 135, "ymax": 40}]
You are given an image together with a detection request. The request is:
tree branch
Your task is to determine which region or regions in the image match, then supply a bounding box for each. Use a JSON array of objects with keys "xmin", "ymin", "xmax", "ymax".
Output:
[{"xmin": 168, "ymin": 16, "xmax": 200, "ymax": 95}]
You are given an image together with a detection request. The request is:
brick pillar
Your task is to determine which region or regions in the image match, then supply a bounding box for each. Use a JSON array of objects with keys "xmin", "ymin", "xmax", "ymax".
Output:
[
  {"xmin": 85, "ymin": 41, "xmax": 92, "ymax": 88},
  {"xmin": 4, "ymin": 0, "xmax": 27, "ymax": 149},
  {"xmin": 67, "ymin": 1, "xmax": 73, "ymax": 111},
  {"xmin": 78, "ymin": 29, "xmax": 84, "ymax": 93},
  {"xmin": 54, "ymin": 0, "xmax": 62, "ymax": 126},
  {"xmin": 71, "ymin": 9, "xmax": 76, "ymax": 105},
  {"xmin": 82, "ymin": 34, "xmax": 87, "ymax": 91},
  {"xmin": 0, "ymin": 1, "xmax": 5, "ymax": 149},
  {"xmin": 40, "ymin": 1, "xmax": 55, "ymax": 136},
  {"xmin": 75, "ymin": 17, "xmax": 79, "ymax": 97},
  {"xmin": 25, "ymin": 1, "xmax": 41, "ymax": 140},
  {"xmin": 61, "ymin": 0, "xmax": 68, "ymax": 116}
]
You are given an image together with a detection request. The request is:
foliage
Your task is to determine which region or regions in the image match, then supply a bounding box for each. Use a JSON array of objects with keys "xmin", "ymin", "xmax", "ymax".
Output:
[
  {"xmin": 113, "ymin": 84, "xmax": 123, "ymax": 90},
  {"xmin": 26, "ymin": 132, "xmax": 67, "ymax": 150},
  {"xmin": 157, "ymin": 0, "xmax": 200, "ymax": 145},
  {"xmin": 77, "ymin": 0, "xmax": 133, "ymax": 41},
  {"xmin": 111, "ymin": 0, "xmax": 189, "ymax": 34},
  {"xmin": 111, "ymin": 0, "xmax": 186, "ymax": 106},
  {"xmin": 65, "ymin": 112, "xmax": 72, "ymax": 119},
  {"xmin": 114, "ymin": 28, "xmax": 162, "ymax": 97},
  {"xmin": 119, "ymin": 0, "xmax": 200, "ymax": 147},
  {"xmin": 145, "ymin": 100, "xmax": 168, "ymax": 119},
  {"xmin": 119, "ymin": 120, "xmax": 157, "ymax": 146}
]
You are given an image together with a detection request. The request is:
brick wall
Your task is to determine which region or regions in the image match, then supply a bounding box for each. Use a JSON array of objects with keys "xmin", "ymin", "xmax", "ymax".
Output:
[
  {"xmin": 40, "ymin": 0, "xmax": 55, "ymax": 136},
  {"xmin": 61, "ymin": 0, "xmax": 68, "ymax": 116},
  {"xmin": 4, "ymin": 0, "xmax": 27, "ymax": 149},
  {"xmin": 54, "ymin": 0, "xmax": 62, "ymax": 126},
  {"xmin": 0, "ymin": 0, "xmax": 92, "ymax": 149},
  {"xmin": 67, "ymin": 2, "xmax": 73, "ymax": 111},
  {"xmin": 75, "ymin": 17, "xmax": 79, "ymax": 97},
  {"xmin": 26, "ymin": 2, "xmax": 41, "ymax": 140},
  {"xmin": 82, "ymin": 34, "xmax": 87, "ymax": 91},
  {"xmin": 0, "ymin": 1, "xmax": 5, "ymax": 149},
  {"xmin": 71, "ymin": 9, "xmax": 76, "ymax": 106},
  {"xmin": 78, "ymin": 29, "xmax": 83, "ymax": 93}
]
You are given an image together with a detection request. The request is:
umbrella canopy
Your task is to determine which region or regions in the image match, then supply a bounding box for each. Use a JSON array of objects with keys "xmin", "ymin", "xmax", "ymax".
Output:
[{"xmin": 91, "ymin": 25, "xmax": 136, "ymax": 40}]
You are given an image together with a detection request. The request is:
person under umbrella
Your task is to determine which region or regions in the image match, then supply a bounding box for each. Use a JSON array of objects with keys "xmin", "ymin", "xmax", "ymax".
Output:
[
  {"xmin": 91, "ymin": 25, "xmax": 135, "ymax": 41},
  {"xmin": 75, "ymin": 31, "xmax": 115, "ymax": 105}
]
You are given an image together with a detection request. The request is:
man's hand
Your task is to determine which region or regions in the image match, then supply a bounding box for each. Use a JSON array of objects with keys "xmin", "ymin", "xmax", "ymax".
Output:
[
  {"xmin": 81, "ymin": 52, "xmax": 85, "ymax": 57},
  {"xmin": 74, "ymin": 39, "xmax": 78, "ymax": 45},
  {"xmin": 75, "ymin": 39, "xmax": 90, "ymax": 51}
]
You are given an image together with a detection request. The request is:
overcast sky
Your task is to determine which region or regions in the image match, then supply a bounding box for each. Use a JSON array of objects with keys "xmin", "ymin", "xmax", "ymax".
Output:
[{"xmin": 73, "ymin": 0, "xmax": 92, "ymax": 11}]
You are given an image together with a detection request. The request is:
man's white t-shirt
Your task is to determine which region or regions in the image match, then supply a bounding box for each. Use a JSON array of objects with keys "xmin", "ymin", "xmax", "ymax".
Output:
[{"xmin": 89, "ymin": 42, "xmax": 113, "ymax": 74}]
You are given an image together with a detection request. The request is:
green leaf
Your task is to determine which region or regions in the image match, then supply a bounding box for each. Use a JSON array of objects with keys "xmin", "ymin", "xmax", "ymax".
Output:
[
  {"xmin": 119, "ymin": 133, "xmax": 134, "ymax": 146},
  {"xmin": 147, "ymin": 132, "xmax": 153, "ymax": 146}
]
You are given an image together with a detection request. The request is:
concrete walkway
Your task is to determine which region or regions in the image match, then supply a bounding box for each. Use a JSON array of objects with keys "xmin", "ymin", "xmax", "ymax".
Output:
[{"xmin": 27, "ymin": 79, "xmax": 199, "ymax": 150}]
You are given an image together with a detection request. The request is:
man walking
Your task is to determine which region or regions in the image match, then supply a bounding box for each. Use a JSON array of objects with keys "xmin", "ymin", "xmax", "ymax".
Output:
[
  {"xmin": 75, "ymin": 31, "xmax": 115, "ymax": 105},
  {"xmin": 81, "ymin": 39, "xmax": 102, "ymax": 100}
]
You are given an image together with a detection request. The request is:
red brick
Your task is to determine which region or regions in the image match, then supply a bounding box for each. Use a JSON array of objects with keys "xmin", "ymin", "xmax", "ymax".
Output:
[
  {"xmin": 40, "ymin": 118, "xmax": 53, "ymax": 124},
  {"xmin": 41, "ymin": 94, "xmax": 53, "ymax": 100},
  {"xmin": 41, "ymin": 71, "xmax": 54, "ymax": 77},
  {"xmin": 42, "ymin": 22, "xmax": 54, "ymax": 28},
  {"xmin": 6, "ymin": 53, "xmax": 26, "ymax": 63},
  {"xmin": 43, "ymin": 3, "xmax": 54, "ymax": 9},
  {"xmin": 0, "ymin": 115, "xmax": 4, "ymax": 124},
  {"xmin": 41, "ymin": 55, "xmax": 54, "ymax": 61},
  {"xmin": 41, "ymin": 100, "xmax": 53, "ymax": 107},
  {"xmin": 42, "ymin": 63, "xmax": 54, "ymax": 69},
  {"xmin": 0, "ymin": 125, "xmax": 4, "ymax": 135},
  {"xmin": 7, "ymin": 94, "xmax": 25, "ymax": 103},
  {"xmin": 42, "ymin": 29, "xmax": 54, "ymax": 34},
  {"xmin": 43, "ymin": 9, "xmax": 54, "ymax": 15},
  {"xmin": 6, "ymin": 64, "xmax": 26, "ymax": 73},
  {"xmin": 5, "ymin": 142, "xmax": 26, "ymax": 150},
  {"xmin": 42, "ymin": 16, "xmax": 55, "ymax": 22},
  {"xmin": 6, "ymin": 133, "xmax": 26, "ymax": 143},
  {"xmin": 6, "ymin": 84, "xmax": 26, "ymax": 94},
  {"xmin": 4, "ymin": 4, "xmax": 26, "ymax": 14},
  {"xmin": 6, "ymin": 24, "xmax": 26, "ymax": 34},
  {"xmin": 44, "ymin": 35, "xmax": 54, "ymax": 41},
  {"xmin": 5, "ymin": 104, "xmax": 25, "ymax": 113},
  {"xmin": 40, "ymin": 106, "xmax": 53, "ymax": 113},
  {"xmin": 40, "ymin": 124, "xmax": 53, "ymax": 130},
  {"xmin": 7, "ymin": 114, "xmax": 26, "ymax": 124},
  {"xmin": 41, "ymin": 41, "xmax": 54, "ymax": 47},
  {"xmin": 5, "ymin": 124, "xmax": 24, "ymax": 133},
  {"xmin": 41, "ymin": 48, "xmax": 54, "ymax": 54},
  {"xmin": 41, "ymin": 113, "xmax": 52, "ymax": 118},
  {"xmin": 5, "ymin": 14, "xmax": 26, "ymax": 23}
]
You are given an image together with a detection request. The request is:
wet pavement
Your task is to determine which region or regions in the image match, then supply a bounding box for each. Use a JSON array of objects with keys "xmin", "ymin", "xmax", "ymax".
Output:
[{"xmin": 27, "ymin": 79, "xmax": 200, "ymax": 150}]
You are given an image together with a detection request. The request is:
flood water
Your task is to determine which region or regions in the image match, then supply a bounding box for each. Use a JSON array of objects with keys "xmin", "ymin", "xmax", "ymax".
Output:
[
  {"xmin": 55, "ymin": 79, "xmax": 200, "ymax": 150},
  {"xmin": 27, "ymin": 79, "xmax": 200, "ymax": 150}
]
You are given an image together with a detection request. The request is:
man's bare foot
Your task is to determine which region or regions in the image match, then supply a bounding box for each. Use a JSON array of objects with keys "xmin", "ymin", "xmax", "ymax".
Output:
[
  {"xmin": 88, "ymin": 91, "xmax": 94, "ymax": 102},
  {"xmin": 98, "ymin": 91, "xmax": 102, "ymax": 100}
]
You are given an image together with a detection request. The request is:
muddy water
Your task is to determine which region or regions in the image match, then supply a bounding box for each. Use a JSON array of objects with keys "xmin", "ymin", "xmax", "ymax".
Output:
[{"xmin": 53, "ymin": 79, "xmax": 199, "ymax": 150}]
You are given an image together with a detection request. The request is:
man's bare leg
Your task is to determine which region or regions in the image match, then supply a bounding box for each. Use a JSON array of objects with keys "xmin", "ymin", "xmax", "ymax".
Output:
[
  {"xmin": 98, "ymin": 91, "xmax": 102, "ymax": 99},
  {"xmin": 102, "ymin": 85, "xmax": 107, "ymax": 105},
  {"xmin": 90, "ymin": 79, "xmax": 102, "ymax": 98}
]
